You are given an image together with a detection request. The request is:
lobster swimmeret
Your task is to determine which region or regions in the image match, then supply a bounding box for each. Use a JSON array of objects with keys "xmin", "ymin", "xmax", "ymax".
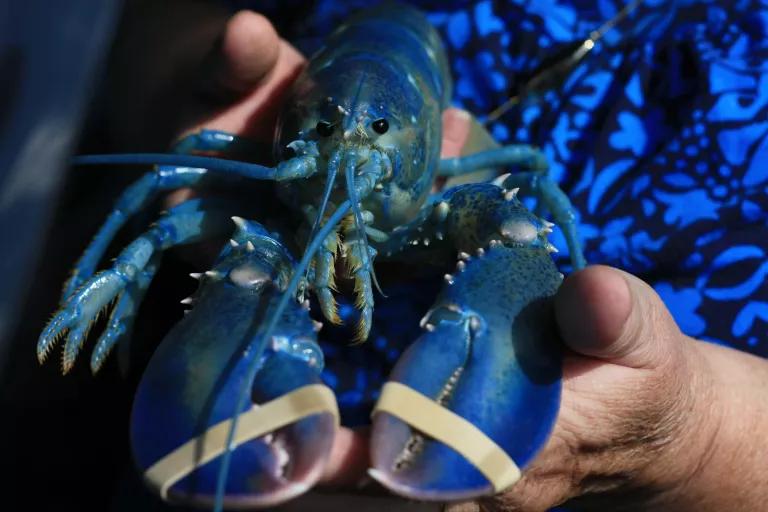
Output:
[{"xmin": 38, "ymin": 4, "xmax": 585, "ymax": 509}]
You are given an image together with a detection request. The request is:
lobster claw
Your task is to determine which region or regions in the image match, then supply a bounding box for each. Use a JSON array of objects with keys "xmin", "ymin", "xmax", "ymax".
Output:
[
  {"xmin": 130, "ymin": 234, "xmax": 338, "ymax": 509},
  {"xmin": 370, "ymin": 244, "xmax": 563, "ymax": 501}
]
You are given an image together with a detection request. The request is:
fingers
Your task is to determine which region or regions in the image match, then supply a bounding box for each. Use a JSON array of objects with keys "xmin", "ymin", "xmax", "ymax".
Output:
[
  {"xmin": 441, "ymin": 108, "xmax": 472, "ymax": 158},
  {"xmin": 215, "ymin": 11, "xmax": 281, "ymax": 95},
  {"xmin": 198, "ymin": 38, "xmax": 305, "ymax": 140},
  {"xmin": 184, "ymin": 12, "xmax": 306, "ymax": 142},
  {"xmin": 319, "ymin": 426, "xmax": 370, "ymax": 487},
  {"xmin": 555, "ymin": 265, "xmax": 683, "ymax": 369}
]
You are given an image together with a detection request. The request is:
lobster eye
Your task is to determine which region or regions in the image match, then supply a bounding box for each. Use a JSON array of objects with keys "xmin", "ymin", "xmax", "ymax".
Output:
[
  {"xmin": 282, "ymin": 145, "xmax": 296, "ymax": 159},
  {"xmin": 372, "ymin": 118, "xmax": 389, "ymax": 134},
  {"xmin": 316, "ymin": 121, "xmax": 334, "ymax": 137}
]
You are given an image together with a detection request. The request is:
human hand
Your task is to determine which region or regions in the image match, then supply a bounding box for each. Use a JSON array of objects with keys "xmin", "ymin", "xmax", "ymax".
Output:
[
  {"xmin": 172, "ymin": 10, "xmax": 305, "ymax": 144},
  {"xmin": 115, "ymin": 9, "xmax": 768, "ymax": 509},
  {"xmin": 443, "ymin": 265, "xmax": 768, "ymax": 511},
  {"xmin": 106, "ymin": 4, "xmax": 304, "ymax": 151},
  {"xmin": 319, "ymin": 263, "xmax": 768, "ymax": 511},
  {"xmin": 320, "ymin": 258, "xmax": 768, "ymax": 512}
]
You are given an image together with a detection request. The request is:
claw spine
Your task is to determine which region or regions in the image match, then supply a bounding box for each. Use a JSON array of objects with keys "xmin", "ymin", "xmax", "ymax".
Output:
[{"xmin": 231, "ymin": 216, "xmax": 247, "ymax": 229}]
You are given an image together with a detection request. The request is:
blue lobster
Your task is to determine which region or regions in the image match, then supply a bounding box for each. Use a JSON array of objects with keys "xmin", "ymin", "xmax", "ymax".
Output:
[{"xmin": 37, "ymin": 4, "xmax": 587, "ymax": 509}]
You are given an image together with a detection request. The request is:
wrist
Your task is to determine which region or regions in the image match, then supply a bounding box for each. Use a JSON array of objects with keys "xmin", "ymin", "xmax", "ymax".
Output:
[{"xmin": 651, "ymin": 340, "xmax": 768, "ymax": 511}]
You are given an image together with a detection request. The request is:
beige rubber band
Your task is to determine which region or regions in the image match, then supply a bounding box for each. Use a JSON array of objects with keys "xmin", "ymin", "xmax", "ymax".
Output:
[
  {"xmin": 144, "ymin": 384, "xmax": 338, "ymax": 499},
  {"xmin": 373, "ymin": 381, "xmax": 521, "ymax": 493}
]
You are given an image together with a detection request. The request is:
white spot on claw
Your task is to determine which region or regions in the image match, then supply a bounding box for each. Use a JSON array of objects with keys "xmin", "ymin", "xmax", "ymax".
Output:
[
  {"xmin": 500, "ymin": 220, "xmax": 538, "ymax": 243},
  {"xmin": 230, "ymin": 265, "xmax": 270, "ymax": 288}
]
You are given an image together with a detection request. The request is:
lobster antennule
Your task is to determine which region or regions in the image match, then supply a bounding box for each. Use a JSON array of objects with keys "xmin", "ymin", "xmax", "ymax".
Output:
[
  {"xmin": 213, "ymin": 200, "xmax": 352, "ymax": 512},
  {"xmin": 304, "ymin": 147, "xmax": 344, "ymax": 272}
]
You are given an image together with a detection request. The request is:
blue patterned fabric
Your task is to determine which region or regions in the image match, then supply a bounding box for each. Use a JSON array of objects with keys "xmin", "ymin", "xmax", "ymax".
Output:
[{"xmin": 228, "ymin": 0, "xmax": 768, "ymax": 423}]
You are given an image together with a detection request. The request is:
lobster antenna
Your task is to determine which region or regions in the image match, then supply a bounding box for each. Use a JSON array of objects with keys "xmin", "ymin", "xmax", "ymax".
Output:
[
  {"xmin": 302, "ymin": 148, "xmax": 343, "ymax": 282},
  {"xmin": 73, "ymin": 153, "xmax": 285, "ymax": 180},
  {"xmin": 343, "ymin": 151, "xmax": 385, "ymax": 299},
  {"xmin": 486, "ymin": 0, "xmax": 644, "ymax": 123},
  {"xmin": 213, "ymin": 199, "xmax": 352, "ymax": 512}
]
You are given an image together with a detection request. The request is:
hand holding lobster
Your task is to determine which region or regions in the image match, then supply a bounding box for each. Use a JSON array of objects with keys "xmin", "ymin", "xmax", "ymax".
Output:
[
  {"xmin": 194, "ymin": 13, "xmax": 768, "ymax": 511},
  {"xmin": 40, "ymin": 6, "xmax": 768, "ymax": 512}
]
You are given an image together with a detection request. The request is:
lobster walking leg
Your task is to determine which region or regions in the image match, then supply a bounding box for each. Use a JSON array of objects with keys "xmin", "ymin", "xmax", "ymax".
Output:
[
  {"xmin": 90, "ymin": 253, "xmax": 159, "ymax": 373},
  {"xmin": 437, "ymin": 144, "xmax": 549, "ymax": 177},
  {"xmin": 39, "ymin": 198, "xmax": 232, "ymax": 372},
  {"xmin": 61, "ymin": 166, "xmax": 214, "ymax": 300},
  {"xmin": 342, "ymin": 222, "xmax": 378, "ymax": 341},
  {"xmin": 65, "ymin": 142, "xmax": 323, "ymax": 298},
  {"xmin": 313, "ymin": 226, "xmax": 342, "ymax": 324}
]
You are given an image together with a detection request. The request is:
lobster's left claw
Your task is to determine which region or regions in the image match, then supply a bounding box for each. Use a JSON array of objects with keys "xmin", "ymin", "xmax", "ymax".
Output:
[{"xmin": 370, "ymin": 245, "xmax": 563, "ymax": 501}]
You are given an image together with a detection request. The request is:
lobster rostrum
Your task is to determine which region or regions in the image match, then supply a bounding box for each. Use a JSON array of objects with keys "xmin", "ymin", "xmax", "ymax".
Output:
[{"xmin": 37, "ymin": 4, "xmax": 587, "ymax": 509}]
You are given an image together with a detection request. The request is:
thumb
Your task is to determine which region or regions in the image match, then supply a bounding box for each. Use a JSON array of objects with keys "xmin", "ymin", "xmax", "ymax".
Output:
[
  {"xmin": 554, "ymin": 265, "xmax": 682, "ymax": 369},
  {"xmin": 201, "ymin": 10, "xmax": 281, "ymax": 100}
]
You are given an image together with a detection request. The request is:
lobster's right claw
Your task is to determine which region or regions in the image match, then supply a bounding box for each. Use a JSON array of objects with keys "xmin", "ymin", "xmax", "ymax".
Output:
[
  {"xmin": 130, "ymin": 254, "xmax": 338, "ymax": 509},
  {"xmin": 370, "ymin": 243, "xmax": 563, "ymax": 501}
]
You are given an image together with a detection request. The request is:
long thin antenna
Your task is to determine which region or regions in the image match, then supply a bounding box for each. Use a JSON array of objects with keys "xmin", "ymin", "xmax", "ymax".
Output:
[{"xmin": 486, "ymin": 0, "xmax": 644, "ymax": 123}]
